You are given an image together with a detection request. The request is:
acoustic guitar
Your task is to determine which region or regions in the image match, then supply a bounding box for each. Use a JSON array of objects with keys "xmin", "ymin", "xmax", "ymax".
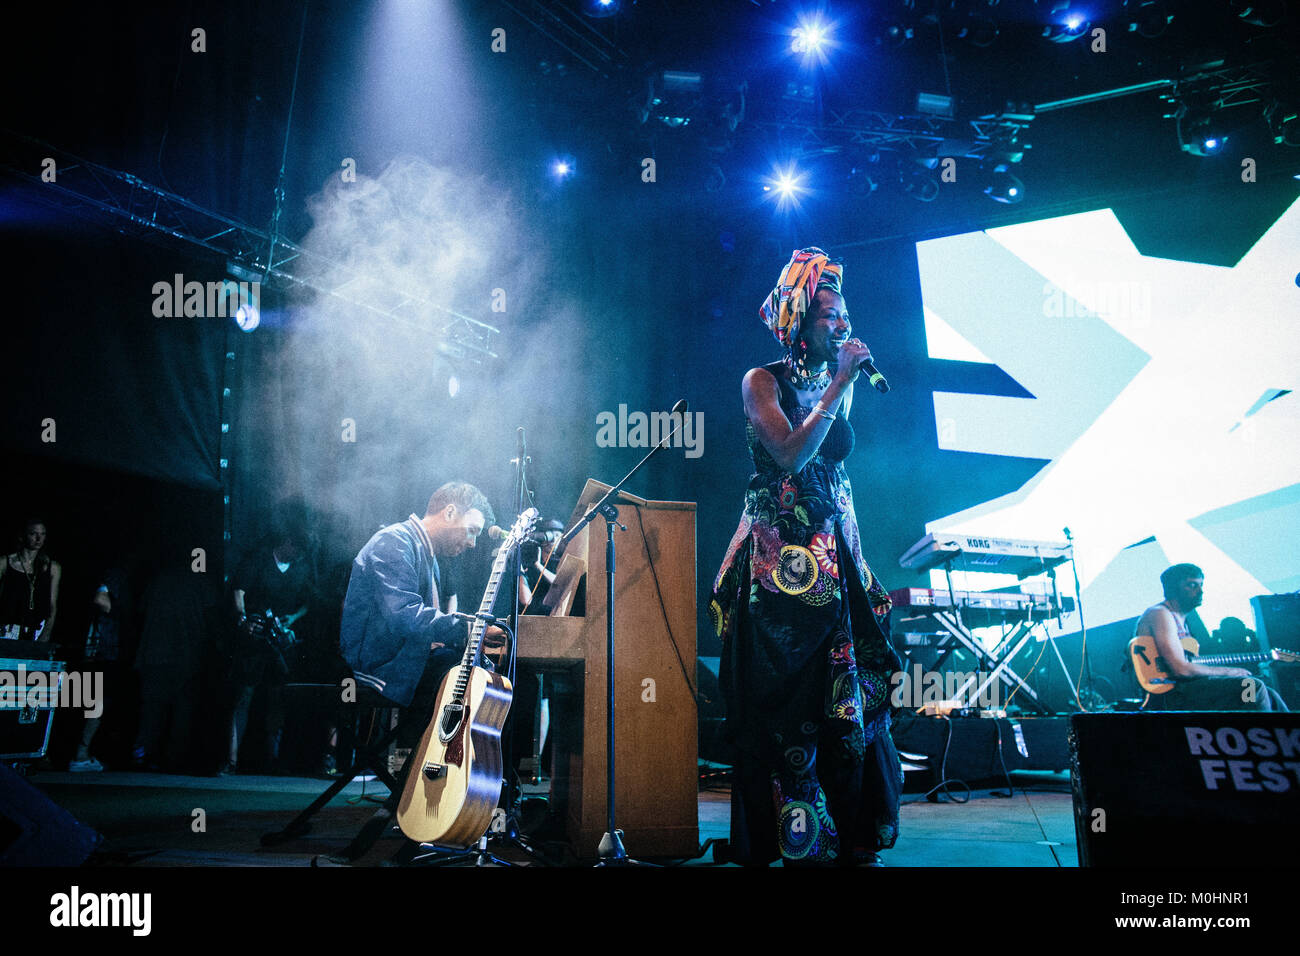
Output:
[
  {"xmin": 397, "ymin": 507, "xmax": 538, "ymax": 847},
  {"xmin": 1129, "ymin": 634, "xmax": 1299, "ymax": 694}
]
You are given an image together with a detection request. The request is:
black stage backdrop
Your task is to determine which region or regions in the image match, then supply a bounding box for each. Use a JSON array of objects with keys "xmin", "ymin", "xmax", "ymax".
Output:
[
  {"xmin": 1, "ymin": 231, "xmax": 226, "ymax": 493},
  {"xmin": 5, "ymin": 0, "xmax": 1297, "ymax": 664},
  {"xmin": 5, "ymin": 176, "xmax": 1296, "ymax": 661}
]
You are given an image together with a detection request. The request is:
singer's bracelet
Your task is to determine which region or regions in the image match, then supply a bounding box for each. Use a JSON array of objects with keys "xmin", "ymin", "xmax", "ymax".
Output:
[{"xmin": 812, "ymin": 404, "xmax": 836, "ymax": 421}]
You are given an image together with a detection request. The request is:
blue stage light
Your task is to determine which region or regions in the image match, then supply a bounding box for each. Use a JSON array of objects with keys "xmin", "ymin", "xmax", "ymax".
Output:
[
  {"xmin": 581, "ymin": 0, "xmax": 620, "ymax": 18},
  {"xmin": 983, "ymin": 164, "xmax": 1024, "ymax": 204},
  {"xmin": 762, "ymin": 164, "xmax": 809, "ymax": 209},
  {"xmin": 234, "ymin": 302, "xmax": 260, "ymax": 332},
  {"xmin": 1178, "ymin": 110, "xmax": 1229, "ymax": 157},
  {"xmin": 791, "ymin": 20, "xmax": 830, "ymax": 56},
  {"xmin": 1044, "ymin": 12, "xmax": 1090, "ymax": 42}
]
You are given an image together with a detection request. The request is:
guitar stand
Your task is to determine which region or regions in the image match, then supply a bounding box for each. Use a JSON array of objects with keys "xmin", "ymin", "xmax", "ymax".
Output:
[
  {"xmin": 457, "ymin": 427, "xmax": 559, "ymax": 867},
  {"xmin": 482, "ymin": 787, "xmax": 557, "ymax": 865},
  {"xmin": 404, "ymin": 835, "xmax": 512, "ymax": 867},
  {"xmin": 384, "ymin": 802, "xmax": 554, "ymax": 866}
]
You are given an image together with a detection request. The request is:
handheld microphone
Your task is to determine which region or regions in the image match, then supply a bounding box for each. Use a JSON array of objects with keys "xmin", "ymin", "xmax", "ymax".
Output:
[
  {"xmin": 834, "ymin": 340, "xmax": 890, "ymax": 393},
  {"xmin": 858, "ymin": 357, "xmax": 890, "ymax": 394}
]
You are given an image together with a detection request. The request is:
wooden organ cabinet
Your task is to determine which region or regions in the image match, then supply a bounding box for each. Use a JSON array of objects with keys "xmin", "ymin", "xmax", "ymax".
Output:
[{"xmin": 515, "ymin": 480, "xmax": 698, "ymax": 858}]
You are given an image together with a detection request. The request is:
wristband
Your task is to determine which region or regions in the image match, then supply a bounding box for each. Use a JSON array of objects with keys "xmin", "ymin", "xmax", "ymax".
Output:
[{"xmin": 812, "ymin": 404, "xmax": 836, "ymax": 421}]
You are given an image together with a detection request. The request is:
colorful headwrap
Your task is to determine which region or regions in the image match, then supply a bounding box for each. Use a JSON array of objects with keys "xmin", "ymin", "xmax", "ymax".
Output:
[{"xmin": 759, "ymin": 247, "xmax": 844, "ymax": 348}]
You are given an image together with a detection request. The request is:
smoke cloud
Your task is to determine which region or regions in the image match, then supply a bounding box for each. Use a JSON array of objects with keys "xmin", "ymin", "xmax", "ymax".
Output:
[{"xmin": 244, "ymin": 155, "xmax": 594, "ymax": 561}]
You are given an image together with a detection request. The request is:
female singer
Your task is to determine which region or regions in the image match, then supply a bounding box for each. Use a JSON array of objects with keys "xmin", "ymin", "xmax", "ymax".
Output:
[{"xmin": 710, "ymin": 247, "xmax": 902, "ymax": 866}]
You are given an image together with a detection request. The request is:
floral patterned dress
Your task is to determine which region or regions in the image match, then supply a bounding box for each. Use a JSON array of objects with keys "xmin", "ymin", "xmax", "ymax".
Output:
[{"xmin": 710, "ymin": 362, "xmax": 902, "ymax": 865}]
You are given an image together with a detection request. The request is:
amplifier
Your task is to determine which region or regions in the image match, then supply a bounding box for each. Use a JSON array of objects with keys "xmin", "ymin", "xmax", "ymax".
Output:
[
  {"xmin": 1070, "ymin": 713, "xmax": 1300, "ymax": 867},
  {"xmin": 1252, "ymin": 593, "xmax": 1300, "ymax": 705},
  {"xmin": 0, "ymin": 657, "xmax": 66, "ymax": 759}
]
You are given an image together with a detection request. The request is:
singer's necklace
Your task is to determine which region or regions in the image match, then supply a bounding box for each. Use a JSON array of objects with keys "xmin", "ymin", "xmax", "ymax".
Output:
[{"xmin": 783, "ymin": 352, "xmax": 830, "ymax": 390}]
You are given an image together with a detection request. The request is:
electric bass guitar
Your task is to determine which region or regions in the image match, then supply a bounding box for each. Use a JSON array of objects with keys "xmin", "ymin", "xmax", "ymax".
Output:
[
  {"xmin": 396, "ymin": 507, "xmax": 538, "ymax": 847},
  {"xmin": 1129, "ymin": 634, "xmax": 1300, "ymax": 694}
]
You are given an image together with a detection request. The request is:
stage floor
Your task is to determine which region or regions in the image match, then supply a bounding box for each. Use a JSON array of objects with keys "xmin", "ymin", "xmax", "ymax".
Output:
[{"xmin": 25, "ymin": 768, "xmax": 1078, "ymax": 867}]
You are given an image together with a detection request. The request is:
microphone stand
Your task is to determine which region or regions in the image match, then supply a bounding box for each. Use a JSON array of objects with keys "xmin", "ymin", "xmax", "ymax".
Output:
[
  {"xmin": 1063, "ymin": 527, "xmax": 1101, "ymax": 708},
  {"xmin": 408, "ymin": 428, "xmax": 550, "ymax": 868},
  {"xmin": 554, "ymin": 400, "xmax": 688, "ymax": 867},
  {"xmin": 483, "ymin": 426, "xmax": 552, "ymax": 865}
]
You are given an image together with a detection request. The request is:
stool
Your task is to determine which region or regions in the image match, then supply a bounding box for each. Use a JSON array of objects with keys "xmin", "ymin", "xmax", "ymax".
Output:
[{"xmin": 261, "ymin": 683, "xmax": 414, "ymax": 856}]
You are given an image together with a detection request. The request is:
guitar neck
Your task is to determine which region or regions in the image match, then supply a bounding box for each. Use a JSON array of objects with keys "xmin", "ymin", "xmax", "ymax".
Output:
[
  {"xmin": 1193, "ymin": 651, "xmax": 1271, "ymax": 667},
  {"xmin": 452, "ymin": 562, "xmax": 507, "ymax": 695},
  {"xmin": 467, "ymin": 565, "xmax": 506, "ymax": 661},
  {"xmin": 447, "ymin": 507, "xmax": 539, "ymax": 700}
]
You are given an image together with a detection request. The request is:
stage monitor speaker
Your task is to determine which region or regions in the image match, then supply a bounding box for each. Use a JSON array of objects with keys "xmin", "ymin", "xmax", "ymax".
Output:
[
  {"xmin": 1252, "ymin": 593, "xmax": 1300, "ymax": 704},
  {"xmin": 0, "ymin": 764, "xmax": 101, "ymax": 866},
  {"xmin": 1070, "ymin": 713, "xmax": 1300, "ymax": 867}
]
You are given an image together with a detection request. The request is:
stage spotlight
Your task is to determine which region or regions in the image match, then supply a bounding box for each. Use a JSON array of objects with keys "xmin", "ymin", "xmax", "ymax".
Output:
[
  {"xmin": 916, "ymin": 92, "xmax": 956, "ymax": 118},
  {"xmin": 875, "ymin": 17, "xmax": 915, "ymax": 49},
  {"xmin": 1043, "ymin": 12, "xmax": 1091, "ymax": 43},
  {"xmin": 551, "ymin": 156, "xmax": 576, "ymax": 180},
  {"xmin": 225, "ymin": 260, "xmax": 261, "ymax": 284},
  {"xmin": 846, "ymin": 162, "xmax": 879, "ymax": 198},
  {"xmin": 763, "ymin": 165, "xmax": 806, "ymax": 207},
  {"xmin": 791, "ymin": 20, "xmax": 831, "ymax": 57},
  {"xmin": 956, "ymin": 13, "xmax": 999, "ymax": 47},
  {"xmin": 1125, "ymin": 0, "xmax": 1173, "ymax": 37},
  {"xmin": 581, "ymin": 0, "xmax": 620, "ymax": 18},
  {"xmin": 639, "ymin": 70, "xmax": 705, "ymax": 128},
  {"xmin": 983, "ymin": 164, "xmax": 1024, "ymax": 203},
  {"xmin": 218, "ymin": 275, "xmax": 260, "ymax": 332},
  {"xmin": 234, "ymin": 301, "xmax": 260, "ymax": 332},
  {"xmin": 1178, "ymin": 110, "xmax": 1229, "ymax": 156},
  {"xmin": 903, "ymin": 167, "xmax": 939, "ymax": 203},
  {"xmin": 1231, "ymin": 0, "xmax": 1286, "ymax": 27},
  {"xmin": 783, "ymin": 81, "xmax": 817, "ymax": 104},
  {"xmin": 447, "ymin": 375, "xmax": 461, "ymax": 399},
  {"xmin": 1265, "ymin": 100, "xmax": 1300, "ymax": 147}
]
